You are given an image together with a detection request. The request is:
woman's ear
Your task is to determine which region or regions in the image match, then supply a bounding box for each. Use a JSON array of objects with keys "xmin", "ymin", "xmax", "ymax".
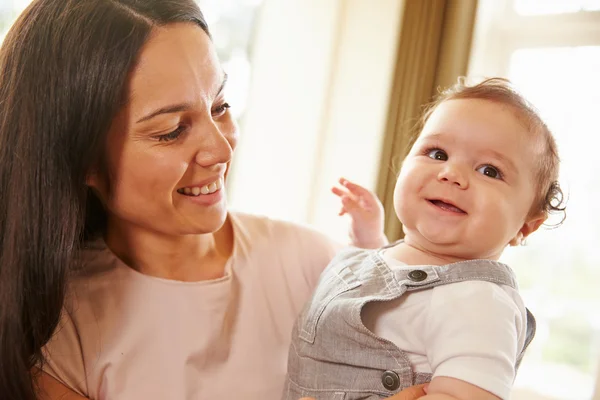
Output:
[
  {"xmin": 85, "ymin": 170, "xmax": 99, "ymax": 188},
  {"xmin": 85, "ymin": 168, "xmax": 108, "ymax": 203},
  {"xmin": 509, "ymin": 213, "xmax": 546, "ymax": 246}
]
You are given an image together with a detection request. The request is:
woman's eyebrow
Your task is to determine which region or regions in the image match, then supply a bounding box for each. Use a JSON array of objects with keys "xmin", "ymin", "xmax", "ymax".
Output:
[
  {"xmin": 136, "ymin": 103, "xmax": 192, "ymax": 123},
  {"xmin": 136, "ymin": 73, "xmax": 228, "ymax": 124},
  {"xmin": 215, "ymin": 72, "xmax": 228, "ymax": 97}
]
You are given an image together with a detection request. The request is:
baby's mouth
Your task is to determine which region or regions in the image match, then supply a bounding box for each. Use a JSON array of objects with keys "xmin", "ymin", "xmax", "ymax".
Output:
[{"xmin": 428, "ymin": 199, "xmax": 466, "ymax": 214}]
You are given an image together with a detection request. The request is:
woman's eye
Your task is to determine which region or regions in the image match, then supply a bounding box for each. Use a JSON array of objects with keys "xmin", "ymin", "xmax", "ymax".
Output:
[
  {"xmin": 477, "ymin": 165, "xmax": 502, "ymax": 179},
  {"xmin": 157, "ymin": 126, "xmax": 185, "ymax": 142},
  {"xmin": 212, "ymin": 102, "xmax": 231, "ymax": 117},
  {"xmin": 427, "ymin": 149, "xmax": 448, "ymax": 161}
]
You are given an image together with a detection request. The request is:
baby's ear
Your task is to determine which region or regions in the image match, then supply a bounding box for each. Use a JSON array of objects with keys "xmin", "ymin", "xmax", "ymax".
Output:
[
  {"xmin": 510, "ymin": 213, "xmax": 546, "ymax": 246},
  {"xmin": 522, "ymin": 213, "xmax": 547, "ymax": 238},
  {"xmin": 509, "ymin": 232, "xmax": 523, "ymax": 247}
]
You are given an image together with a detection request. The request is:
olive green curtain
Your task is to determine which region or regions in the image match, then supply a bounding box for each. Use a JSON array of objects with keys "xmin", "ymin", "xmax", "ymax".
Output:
[{"xmin": 376, "ymin": 0, "xmax": 478, "ymax": 241}]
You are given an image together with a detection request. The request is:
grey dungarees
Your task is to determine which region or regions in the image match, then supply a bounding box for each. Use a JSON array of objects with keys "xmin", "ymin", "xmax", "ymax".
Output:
[{"xmin": 282, "ymin": 247, "xmax": 536, "ymax": 400}]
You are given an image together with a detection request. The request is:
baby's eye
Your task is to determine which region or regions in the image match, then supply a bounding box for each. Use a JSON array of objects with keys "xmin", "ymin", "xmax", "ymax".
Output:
[
  {"xmin": 427, "ymin": 149, "xmax": 448, "ymax": 161},
  {"xmin": 477, "ymin": 165, "xmax": 502, "ymax": 179}
]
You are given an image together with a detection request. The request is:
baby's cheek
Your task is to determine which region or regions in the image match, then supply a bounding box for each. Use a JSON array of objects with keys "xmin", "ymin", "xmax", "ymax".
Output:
[{"xmin": 393, "ymin": 186, "xmax": 413, "ymax": 226}]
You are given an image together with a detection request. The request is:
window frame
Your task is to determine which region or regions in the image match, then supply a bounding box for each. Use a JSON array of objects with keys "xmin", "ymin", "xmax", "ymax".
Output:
[{"xmin": 469, "ymin": 1, "xmax": 600, "ymax": 399}]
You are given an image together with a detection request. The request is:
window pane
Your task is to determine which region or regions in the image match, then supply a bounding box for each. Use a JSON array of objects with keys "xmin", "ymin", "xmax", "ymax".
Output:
[
  {"xmin": 197, "ymin": 0, "xmax": 263, "ymax": 119},
  {"xmin": 504, "ymin": 46, "xmax": 600, "ymax": 400},
  {"xmin": 514, "ymin": 0, "xmax": 600, "ymax": 15},
  {"xmin": 0, "ymin": 0, "xmax": 28, "ymax": 40}
]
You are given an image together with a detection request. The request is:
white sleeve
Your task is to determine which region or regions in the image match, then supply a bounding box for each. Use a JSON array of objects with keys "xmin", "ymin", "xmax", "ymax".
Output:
[{"xmin": 424, "ymin": 281, "xmax": 526, "ymax": 400}]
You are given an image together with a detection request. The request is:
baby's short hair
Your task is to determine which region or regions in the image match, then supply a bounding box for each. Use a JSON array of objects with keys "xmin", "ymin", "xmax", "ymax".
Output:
[{"xmin": 415, "ymin": 77, "xmax": 565, "ymax": 223}]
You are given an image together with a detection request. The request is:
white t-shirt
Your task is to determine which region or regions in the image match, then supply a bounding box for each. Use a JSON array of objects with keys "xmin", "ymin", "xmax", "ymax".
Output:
[
  {"xmin": 41, "ymin": 212, "xmax": 341, "ymax": 400},
  {"xmin": 362, "ymin": 253, "xmax": 527, "ymax": 399}
]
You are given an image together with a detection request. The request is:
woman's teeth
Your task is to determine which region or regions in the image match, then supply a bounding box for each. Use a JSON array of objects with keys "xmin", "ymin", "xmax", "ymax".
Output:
[{"xmin": 177, "ymin": 178, "xmax": 222, "ymax": 196}]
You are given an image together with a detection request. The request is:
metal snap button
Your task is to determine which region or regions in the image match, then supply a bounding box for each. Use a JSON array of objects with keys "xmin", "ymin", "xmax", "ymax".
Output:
[
  {"xmin": 381, "ymin": 370, "xmax": 400, "ymax": 391},
  {"xmin": 408, "ymin": 269, "xmax": 427, "ymax": 282}
]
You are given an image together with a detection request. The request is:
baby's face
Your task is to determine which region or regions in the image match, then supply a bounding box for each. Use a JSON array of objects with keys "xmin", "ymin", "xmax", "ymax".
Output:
[{"xmin": 394, "ymin": 98, "xmax": 544, "ymax": 261}]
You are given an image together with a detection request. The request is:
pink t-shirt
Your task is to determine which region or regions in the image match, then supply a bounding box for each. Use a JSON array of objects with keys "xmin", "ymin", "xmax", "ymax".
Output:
[{"xmin": 41, "ymin": 212, "xmax": 341, "ymax": 400}]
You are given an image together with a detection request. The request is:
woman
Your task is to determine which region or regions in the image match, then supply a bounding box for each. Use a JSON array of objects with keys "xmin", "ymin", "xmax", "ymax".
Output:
[{"xmin": 0, "ymin": 0, "xmax": 421, "ymax": 399}]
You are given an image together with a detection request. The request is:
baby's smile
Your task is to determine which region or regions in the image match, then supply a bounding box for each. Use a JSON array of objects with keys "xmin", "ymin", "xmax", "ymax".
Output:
[{"xmin": 427, "ymin": 198, "xmax": 467, "ymax": 214}]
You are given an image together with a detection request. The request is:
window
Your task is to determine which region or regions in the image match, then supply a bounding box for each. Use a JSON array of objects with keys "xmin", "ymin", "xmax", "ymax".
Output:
[
  {"xmin": 0, "ymin": 0, "xmax": 28, "ymax": 38},
  {"xmin": 515, "ymin": 0, "xmax": 600, "ymax": 15},
  {"xmin": 470, "ymin": 1, "xmax": 600, "ymax": 399},
  {"xmin": 226, "ymin": 0, "xmax": 403, "ymax": 241},
  {"xmin": 196, "ymin": 0, "xmax": 263, "ymax": 120}
]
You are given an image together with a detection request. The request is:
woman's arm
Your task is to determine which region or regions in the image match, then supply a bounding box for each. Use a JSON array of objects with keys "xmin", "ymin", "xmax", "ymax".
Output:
[
  {"xmin": 388, "ymin": 384, "xmax": 428, "ymax": 399},
  {"xmin": 34, "ymin": 370, "xmax": 89, "ymax": 400},
  {"xmin": 421, "ymin": 377, "xmax": 500, "ymax": 400},
  {"xmin": 301, "ymin": 383, "xmax": 428, "ymax": 400}
]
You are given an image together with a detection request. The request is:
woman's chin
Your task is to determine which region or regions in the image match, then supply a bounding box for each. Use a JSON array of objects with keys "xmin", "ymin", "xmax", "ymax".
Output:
[{"xmin": 186, "ymin": 209, "xmax": 228, "ymax": 234}]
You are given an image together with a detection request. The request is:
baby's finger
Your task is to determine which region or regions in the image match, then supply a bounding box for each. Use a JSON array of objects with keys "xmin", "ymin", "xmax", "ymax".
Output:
[
  {"xmin": 332, "ymin": 186, "xmax": 361, "ymax": 204},
  {"xmin": 331, "ymin": 186, "xmax": 350, "ymax": 198},
  {"xmin": 340, "ymin": 178, "xmax": 371, "ymax": 197},
  {"xmin": 341, "ymin": 195, "xmax": 366, "ymax": 216}
]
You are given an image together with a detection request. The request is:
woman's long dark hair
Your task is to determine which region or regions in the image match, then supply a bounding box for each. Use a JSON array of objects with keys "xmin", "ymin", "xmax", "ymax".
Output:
[{"xmin": 0, "ymin": 1, "xmax": 209, "ymax": 398}]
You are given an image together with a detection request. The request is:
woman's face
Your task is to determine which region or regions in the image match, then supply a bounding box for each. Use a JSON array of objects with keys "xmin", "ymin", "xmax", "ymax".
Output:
[{"xmin": 89, "ymin": 23, "xmax": 238, "ymax": 236}]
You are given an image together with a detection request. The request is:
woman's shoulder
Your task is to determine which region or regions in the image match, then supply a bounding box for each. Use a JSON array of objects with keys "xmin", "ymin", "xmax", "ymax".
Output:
[
  {"xmin": 72, "ymin": 238, "xmax": 120, "ymax": 279},
  {"xmin": 230, "ymin": 211, "xmax": 343, "ymax": 275},
  {"xmin": 230, "ymin": 211, "xmax": 342, "ymax": 249},
  {"xmin": 229, "ymin": 211, "xmax": 343, "ymax": 293},
  {"xmin": 63, "ymin": 238, "xmax": 130, "ymax": 305}
]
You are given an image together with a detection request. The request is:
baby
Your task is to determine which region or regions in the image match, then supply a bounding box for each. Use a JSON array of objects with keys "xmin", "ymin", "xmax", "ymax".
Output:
[{"xmin": 283, "ymin": 78, "xmax": 564, "ymax": 400}]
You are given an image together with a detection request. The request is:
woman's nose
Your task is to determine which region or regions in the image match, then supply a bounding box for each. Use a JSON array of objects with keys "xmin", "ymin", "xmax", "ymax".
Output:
[{"xmin": 193, "ymin": 122, "xmax": 235, "ymax": 167}]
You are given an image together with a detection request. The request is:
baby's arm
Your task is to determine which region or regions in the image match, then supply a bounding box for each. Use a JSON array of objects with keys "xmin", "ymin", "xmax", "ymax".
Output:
[
  {"xmin": 421, "ymin": 281, "xmax": 526, "ymax": 400},
  {"xmin": 331, "ymin": 177, "xmax": 388, "ymax": 248}
]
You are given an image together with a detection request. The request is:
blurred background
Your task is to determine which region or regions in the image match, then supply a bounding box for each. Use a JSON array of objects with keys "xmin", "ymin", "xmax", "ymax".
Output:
[{"xmin": 1, "ymin": 0, "xmax": 599, "ymax": 399}]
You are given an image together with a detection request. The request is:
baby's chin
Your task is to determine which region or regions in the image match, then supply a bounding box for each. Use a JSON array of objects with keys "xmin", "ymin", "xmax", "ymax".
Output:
[
  {"xmin": 404, "ymin": 233, "xmax": 493, "ymax": 261},
  {"xmin": 405, "ymin": 227, "xmax": 461, "ymax": 248}
]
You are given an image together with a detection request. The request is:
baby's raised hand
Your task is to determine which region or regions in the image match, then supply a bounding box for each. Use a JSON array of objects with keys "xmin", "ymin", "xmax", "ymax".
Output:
[{"xmin": 332, "ymin": 177, "xmax": 388, "ymax": 249}]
